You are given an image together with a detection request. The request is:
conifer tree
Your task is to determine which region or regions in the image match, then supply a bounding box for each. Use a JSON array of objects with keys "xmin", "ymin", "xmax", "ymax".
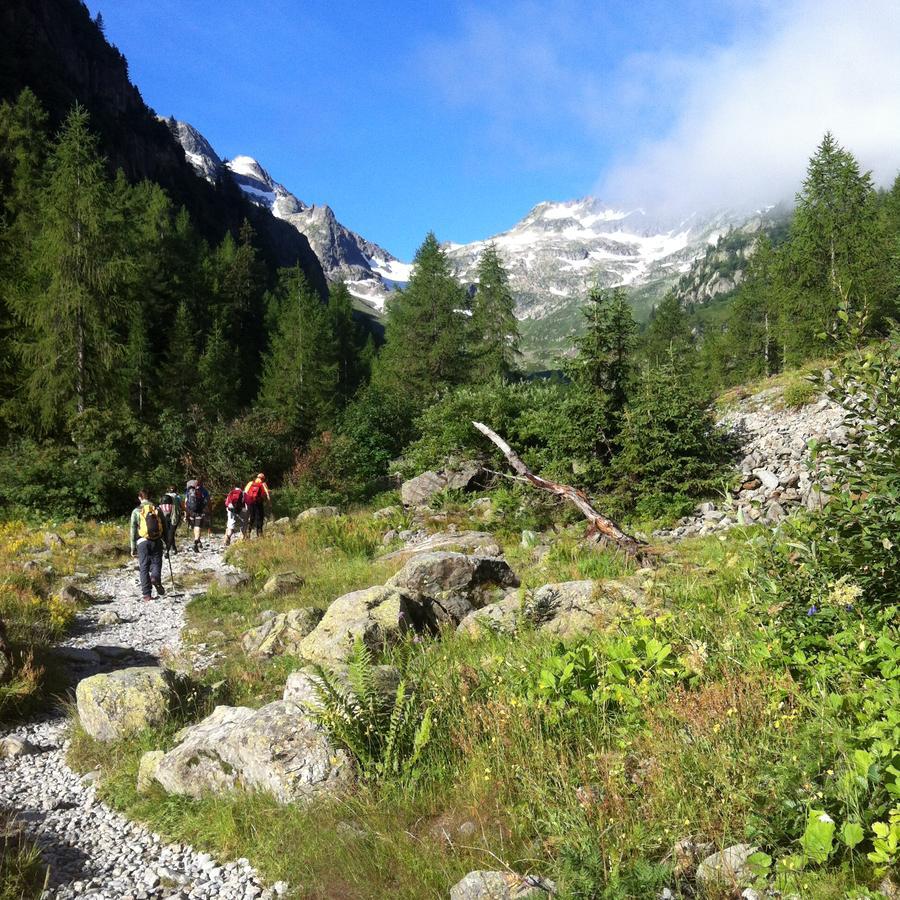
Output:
[
  {"xmin": 374, "ymin": 232, "xmax": 469, "ymax": 403},
  {"xmin": 123, "ymin": 303, "xmax": 151, "ymax": 418},
  {"xmin": 727, "ymin": 236, "xmax": 781, "ymax": 378},
  {"xmin": 258, "ymin": 266, "xmax": 337, "ymax": 438},
  {"xmin": 11, "ymin": 105, "xmax": 127, "ymax": 430},
  {"xmin": 198, "ymin": 316, "xmax": 238, "ymax": 419},
  {"xmin": 567, "ymin": 286, "xmax": 636, "ymax": 410},
  {"xmin": 328, "ymin": 281, "xmax": 365, "ymax": 404},
  {"xmin": 160, "ymin": 300, "xmax": 198, "ymax": 410},
  {"xmin": 642, "ymin": 292, "xmax": 693, "ymax": 367},
  {"xmin": 470, "ymin": 243, "xmax": 520, "ymax": 380}
]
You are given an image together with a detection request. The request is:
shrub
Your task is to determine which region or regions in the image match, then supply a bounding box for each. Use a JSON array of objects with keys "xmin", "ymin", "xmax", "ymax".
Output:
[{"xmin": 783, "ymin": 377, "xmax": 818, "ymax": 408}]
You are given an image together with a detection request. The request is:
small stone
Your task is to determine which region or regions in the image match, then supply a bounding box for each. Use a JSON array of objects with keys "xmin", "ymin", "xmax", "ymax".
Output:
[
  {"xmin": 137, "ymin": 750, "xmax": 165, "ymax": 794},
  {"xmin": 98, "ymin": 610, "xmax": 122, "ymax": 626},
  {"xmin": 262, "ymin": 572, "xmax": 304, "ymax": 596},
  {"xmin": 696, "ymin": 844, "xmax": 758, "ymax": 890},
  {"xmin": 295, "ymin": 506, "xmax": 339, "ymax": 522}
]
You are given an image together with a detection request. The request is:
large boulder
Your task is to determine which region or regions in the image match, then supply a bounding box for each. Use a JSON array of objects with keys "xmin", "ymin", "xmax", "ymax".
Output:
[
  {"xmin": 298, "ymin": 585, "xmax": 411, "ymax": 665},
  {"xmin": 213, "ymin": 570, "xmax": 251, "ymax": 591},
  {"xmin": 295, "ymin": 506, "xmax": 339, "ymax": 523},
  {"xmin": 459, "ymin": 579, "xmax": 645, "ymax": 639},
  {"xmin": 137, "ymin": 750, "xmax": 164, "ymax": 794},
  {"xmin": 388, "ymin": 552, "xmax": 519, "ymax": 629},
  {"xmin": 153, "ymin": 701, "xmax": 353, "ymax": 804},
  {"xmin": 76, "ymin": 667, "xmax": 184, "ymax": 743},
  {"xmin": 382, "ymin": 531, "xmax": 502, "ymax": 564},
  {"xmin": 401, "ymin": 471, "xmax": 446, "ymax": 507},
  {"xmin": 450, "ymin": 871, "xmax": 555, "ymax": 900},
  {"xmin": 400, "ymin": 463, "xmax": 485, "ymax": 508},
  {"xmin": 241, "ymin": 608, "xmax": 324, "ymax": 658}
]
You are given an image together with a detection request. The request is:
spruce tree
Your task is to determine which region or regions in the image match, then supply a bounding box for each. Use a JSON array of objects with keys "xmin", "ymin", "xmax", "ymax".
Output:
[
  {"xmin": 642, "ymin": 292, "xmax": 693, "ymax": 367},
  {"xmin": 328, "ymin": 281, "xmax": 365, "ymax": 404},
  {"xmin": 198, "ymin": 315, "xmax": 238, "ymax": 419},
  {"xmin": 374, "ymin": 232, "xmax": 469, "ymax": 403},
  {"xmin": 123, "ymin": 303, "xmax": 152, "ymax": 419},
  {"xmin": 160, "ymin": 300, "xmax": 198, "ymax": 410},
  {"xmin": 258, "ymin": 266, "xmax": 337, "ymax": 439},
  {"xmin": 11, "ymin": 104, "xmax": 127, "ymax": 430},
  {"xmin": 470, "ymin": 243, "xmax": 520, "ymax": 379},
  {"xmin": 567, "ymin": 286, "xmax": 636, "ymax": 411}
]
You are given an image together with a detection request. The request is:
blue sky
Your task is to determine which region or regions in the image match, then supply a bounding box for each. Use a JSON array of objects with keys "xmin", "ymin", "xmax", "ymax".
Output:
[{"xmin": 87, "ymin": 1, "xmax": 900, "ymax": 259}]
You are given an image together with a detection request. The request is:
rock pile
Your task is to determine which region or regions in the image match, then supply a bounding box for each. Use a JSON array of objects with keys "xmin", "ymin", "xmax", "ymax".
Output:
[{"xmin": 658, "ymin": 388, "xmax": 846, "ymax": 539}]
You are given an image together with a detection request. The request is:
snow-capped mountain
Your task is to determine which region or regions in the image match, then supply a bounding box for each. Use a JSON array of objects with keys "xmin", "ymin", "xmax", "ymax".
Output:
[
  {"xmin": 445, "ymin": 198, "xmax": 746, "ymax": 321},
  {"xmin": 166, "ymin": 119, "xmax": 406, "ymax": 311}
]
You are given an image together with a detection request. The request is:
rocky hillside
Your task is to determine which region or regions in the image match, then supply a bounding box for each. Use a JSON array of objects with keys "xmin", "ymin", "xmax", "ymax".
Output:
[
  {"xmin": 170, "ymin": 120, "xmax": 407, "ymax": 313},
  {"xmin": 0, "ymin": 0, "xmax": 327, "ymax": 292}
]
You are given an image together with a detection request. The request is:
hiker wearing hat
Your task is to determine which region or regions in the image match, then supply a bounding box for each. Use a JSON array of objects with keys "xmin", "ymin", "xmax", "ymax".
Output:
[
  {"xmin": 243, "ymin": 473, "xmax": 271, "ymax": 538},
  {"xmin": 130, "ymin": 489, "xmax": 166, "ymax": 601},
  {"xmin": 185, "ymin": 476, "xmax": 211, "ymax": 553}
]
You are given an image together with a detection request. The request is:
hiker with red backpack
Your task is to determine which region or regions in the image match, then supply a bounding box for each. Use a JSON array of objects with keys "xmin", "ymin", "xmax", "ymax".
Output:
[
  {"xmin": 224, "ymin": 484, "xmax": 246, "ymax": 547},
  {"xmin": 185, "ymin": 477, "xmax": 211, "ymax": 553},
  {"xmin": 243, "ymin": 473, "xmax": 271, "ymax": 538},
  {"xmin": 129, "ymin": 489, "xmax": 166, "ymax": 601}
]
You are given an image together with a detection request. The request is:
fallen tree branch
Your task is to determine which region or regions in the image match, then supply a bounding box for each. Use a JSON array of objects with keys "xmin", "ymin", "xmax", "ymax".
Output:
[{"xmin": 473, "ymin": 421, "xmax": 648, "ymax": 559}]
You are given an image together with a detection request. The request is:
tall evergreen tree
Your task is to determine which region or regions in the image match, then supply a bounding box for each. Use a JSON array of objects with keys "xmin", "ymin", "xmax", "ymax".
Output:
[
  {"xmin": 642, "ymin": 292, "xmax": 693, "ymax": 367},
  {"xmin": 328, "ymin": 281, "xmax": 365, "ymax": 404},
  {"xmin": 123, "ymin": 303, "xmax": 152, "ymax": 419},
  {"xmin": 198, "ymin": 315, "xmax": 238, "ymax": 419},
  {"xmin": 726, "ymin": 235, "xmax": 781, "ymax": 378},
  {"xmin": 160, "ymin": 300, "xmax": 198, "ymax": 410},
  {"xmin": 567, "ymin": 286, "xmax": 637, "ymax": 410},
  {"xmin": 780, "ymin": 132, "xmax": 892, "ymax": 361},
  {"xmin": 258, "ymin": 266, "xmax": 337, "ymax": 438},
  {"xmin": 10, "ymin": 105, "xmax": 127, "ymax": 430},
  {"xmin": 470, "ymin": 243, "xmax": 520, "ymax": 379},
  {"xmin": 374, "ymin": 232, "xmax": 469, "ymax": 403}
]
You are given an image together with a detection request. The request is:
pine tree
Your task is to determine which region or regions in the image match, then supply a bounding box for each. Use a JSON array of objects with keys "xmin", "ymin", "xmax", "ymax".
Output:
[
  {"xmin": 123, "ymin": 303, "xmax": 152, "ymax": 419},
  {"xmin": 642, "ymin": 292, "xmax": 693, "ymax": 367},
  {"xmin": 160, "ymin": 300, "xmax": 198, "ymax": 410},
  {"xmin": 328, "ymin": 281, "xmax": 365, "ymax": 404},
  {"xmin": 567, "ymin": 286, "xmax": 637, "ymax": 411},
  {"xmin": 198, "ymin": 315, "xmax": 238, "ymax": 419},
  {"xmin": 374, "ymin": 232, "xmax": 469, "ymax": 403},
  {"xmin": 726, "ymin": 236, "xmax": 781, "ymax": 378},
  {"xmin": 10, "ymin": 104, "xmax": 127, "ymax": 430},
  {"xmin": 258, "ymin": 266, "xmax": 337, "ymax": 438},
  {"xmin": 470, "ymin": 243, "xmax": 520, "ymax": 379},
  {"xmin": 782, "ymin": 132, "xmax": 892, "ymax": 360}
]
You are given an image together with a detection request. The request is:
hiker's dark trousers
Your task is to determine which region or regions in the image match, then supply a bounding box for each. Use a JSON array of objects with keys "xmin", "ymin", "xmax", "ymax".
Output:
[
  {"xmin": 137, "ymin": 538, "xmax": 163, "ymax": 597},
  {"xmin": 247, "ymin": 502, "xmax": 265, "ymax": 535}
]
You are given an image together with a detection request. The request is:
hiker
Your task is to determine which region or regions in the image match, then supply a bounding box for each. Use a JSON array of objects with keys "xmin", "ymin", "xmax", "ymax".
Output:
[
  {"xmin": 158, "ymin": 485, "xmax": 183, "ymax": 554},
  {"xmin": 130, "ymin": 489, "xmax": 166, "ymax": 601},
  {"xmin": 224, "ymin": 483, "xmax": 246, "ymax": 547},
  {"xmin": 185, "ymin": 477, "xmax": 211, "ymax": 553},
  {"xmin": 243, "ymin": 472, "xmax": 271, "ymax": 538}
]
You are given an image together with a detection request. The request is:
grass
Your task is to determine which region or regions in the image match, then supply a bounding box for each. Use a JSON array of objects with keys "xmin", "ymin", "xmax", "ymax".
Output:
[
  {"xmin": 62, "ymin": 508, "xmax": 891, "ymax": 898},
  {"xmin": 0, "ymin": 810, "xmax": 48, "ymax": 900},
  {"xmin": 0, "ymin": 519, "xmax": 127, "ymax": 722}
]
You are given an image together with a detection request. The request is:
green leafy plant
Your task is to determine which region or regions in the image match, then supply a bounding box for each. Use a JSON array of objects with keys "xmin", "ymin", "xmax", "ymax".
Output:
[
  {"xmin": 311, "ymin": 641, "xmax": 432, "ymax": 783},
  {"xmin": 869, "ymin": 806, "xmax": 900, "ymax": 874}
]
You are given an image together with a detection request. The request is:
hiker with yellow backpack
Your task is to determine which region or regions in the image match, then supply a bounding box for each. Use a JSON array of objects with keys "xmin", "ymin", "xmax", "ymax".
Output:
[{"xmin": 129, "ymin": 489, "xmax": 166, "ymax": 602}]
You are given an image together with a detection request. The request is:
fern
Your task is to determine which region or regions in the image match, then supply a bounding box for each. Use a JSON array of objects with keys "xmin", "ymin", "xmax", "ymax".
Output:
[{"xmin": 310, "ymin": 639, "xmax": 433, "ymax": 784}]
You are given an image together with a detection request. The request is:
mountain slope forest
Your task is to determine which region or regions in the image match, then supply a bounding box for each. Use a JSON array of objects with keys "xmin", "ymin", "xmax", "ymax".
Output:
[{"xmin": 2, "ymin": 3, "xmax": 900, "ymax": 898}]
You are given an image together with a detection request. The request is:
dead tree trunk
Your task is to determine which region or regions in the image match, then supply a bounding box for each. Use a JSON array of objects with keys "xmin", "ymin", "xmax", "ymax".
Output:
[{"xmin": 472, "ymin": 421, "xmax": 648, "ymax": 560}]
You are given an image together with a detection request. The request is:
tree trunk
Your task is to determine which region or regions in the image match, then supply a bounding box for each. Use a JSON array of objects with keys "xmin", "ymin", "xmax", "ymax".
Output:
[{"xmin": 472, "ymin": 421, "xmax": 649, "ymax": 560}]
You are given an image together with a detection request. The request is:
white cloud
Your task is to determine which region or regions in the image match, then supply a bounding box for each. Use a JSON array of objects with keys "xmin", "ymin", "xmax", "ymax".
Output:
[{"xmin": 600, "ymin": 0, "xmax": 900, "ymax": 213}]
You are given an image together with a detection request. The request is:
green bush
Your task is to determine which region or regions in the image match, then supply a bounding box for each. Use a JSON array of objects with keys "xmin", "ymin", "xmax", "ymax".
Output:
[{"xmin": 783, "ymin": 377, "xmax": 818, "ymax": 408}]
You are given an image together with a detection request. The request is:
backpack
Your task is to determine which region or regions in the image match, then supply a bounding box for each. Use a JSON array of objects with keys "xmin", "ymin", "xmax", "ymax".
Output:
[
  {"xmin": 186, "ymin": 485, "xmax": 207, "ymax": 516},
  {"xmin": 245, "ymin": 481, "xmax": 263, "ymax": 504},
  {"xmin": 159, "ymin": 493, "xmax": 182, "ymax": 526},
  {"xmin": 226, "ymin": 488, "xmax": 244, "ymax": 513},
  {"xmin": 138, "ymin": 504, "xmax": 163, "ymax": 541}
]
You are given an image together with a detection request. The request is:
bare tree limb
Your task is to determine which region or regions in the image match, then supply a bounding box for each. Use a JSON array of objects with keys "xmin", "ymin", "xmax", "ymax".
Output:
[{"xmin": 473, "ymin": 421, "xmax": 649, "ymax": 560}]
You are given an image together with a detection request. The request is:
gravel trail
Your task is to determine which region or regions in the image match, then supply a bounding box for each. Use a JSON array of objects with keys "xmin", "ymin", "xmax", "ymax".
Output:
[{"xmin": 0, "ymin": 537, "xmax": 280, "ymax": 900}]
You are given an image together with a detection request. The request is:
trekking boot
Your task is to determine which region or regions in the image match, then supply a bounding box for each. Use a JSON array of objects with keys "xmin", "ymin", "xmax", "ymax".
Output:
[
  {"xmin": 153, "ymin": 580, "xmax": 166, "ymax": 597},
  {"xmin": 142, "ymin": 595, "xmax": 152, "ymax": 602},
  {"xmin": 224, "ymin": 534, "xmax": 231, "ymax": 547},
  {"xmin": 193, "ymin": 539, "xmax": 200, "ymax": 553}
]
